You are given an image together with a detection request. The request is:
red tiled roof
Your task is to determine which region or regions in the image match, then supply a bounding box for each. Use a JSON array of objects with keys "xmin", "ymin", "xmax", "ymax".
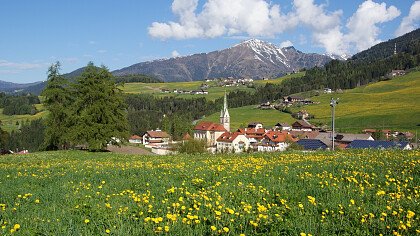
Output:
[
  {"xmin": 217, "ymin": 132, "xmax": 242, "ymax": 143},
  {"xmin": 130, "ymin": 135, "xmax": 142, "ymax": 140},
  {"xmin": 194, "ymin": 121, "xmax": 227, "ymax": 132},
  {"xmin": 245, "ymin": 128, "xmax": 265, "ymax": 135},
  {"xmin": 147, "ymin": 131, "xmax": 170, "ymax": 138},
  {"xmin": 264, "ymin": 131, "xmax": 294, "ymax": 143}
]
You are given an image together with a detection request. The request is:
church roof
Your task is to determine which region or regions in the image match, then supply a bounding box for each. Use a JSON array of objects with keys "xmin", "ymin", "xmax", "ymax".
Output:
[{"xmin": 194, "ymin": 121, "xmax": 227, "ymax": 132}]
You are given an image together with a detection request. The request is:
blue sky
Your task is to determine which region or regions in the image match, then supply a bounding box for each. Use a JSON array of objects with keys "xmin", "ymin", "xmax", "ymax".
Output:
[{"xmin": 0, "ymin": 0, "xmax": 418, "ymax": 83}]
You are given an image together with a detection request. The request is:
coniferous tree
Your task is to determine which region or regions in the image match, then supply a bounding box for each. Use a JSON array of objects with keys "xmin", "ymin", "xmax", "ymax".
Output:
[
  {"xmin": 42, "ymin": 62, "xmax": 72, "ymax": 150},
  {"xmin": 69, "ymin": 62, "xmax": 129, "ymax": 151}
]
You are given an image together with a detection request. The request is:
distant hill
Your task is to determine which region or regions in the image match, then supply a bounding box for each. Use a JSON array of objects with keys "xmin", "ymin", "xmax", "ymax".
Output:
[
  {"xmin": 351, "ymin": 28, "xmax": 420, "ymax": 62},
  {"xmin": 0, "ymin": 80, "xmax": 43, "ymax": 93},
  {"xmin": 113, "ymin": 39, "xmax": 335, "ymax": 82}
]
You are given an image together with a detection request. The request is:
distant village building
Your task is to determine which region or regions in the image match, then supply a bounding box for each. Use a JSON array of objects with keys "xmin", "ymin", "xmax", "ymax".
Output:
[
  {"xmin": 274, "ymin": 122, "xmax": 291, "ymax": 131},
  {"xmin": 292, "ymin": 120, "xmax": 316, "ymax": 131},
  {"xmin": 258, "ymin": 101, "xmax": 274, "ymax": 109},
  {"xmin": 323, "ymin": 88, "xmax": 332, "ymax": 94},
  {"xmin": 247, "ymin": 122, "xmax": 263, "ymax": 129},
  {"xmin": 389, "ymin": 70, "xmax": 406, "ymax": 77},
  {"xmin": 142, "ymin": 130, "xmax": 170, "ymax": 145}
]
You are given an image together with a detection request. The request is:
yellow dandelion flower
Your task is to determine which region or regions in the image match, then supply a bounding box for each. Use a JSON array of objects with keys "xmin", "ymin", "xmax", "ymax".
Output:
[
  {"xmin": 406, "ymin": 210, "xmax": 415, "ymax": 219},
  {"xmin": 105, "ymin": 229, "xmax": 111, "ymax": 234},
  {"xmin": 35, "ymin": 199, "xmax": 40, "ymax": 204},
  {"xmin": 211, "ymin": 226, "xmax": 217, "ymax": 231},
  {"xmin": 13, "ymin": 224, "xmax": 20, "ymax": 230},
  {"xmin": 223, "ymin": 227, "xmax": 229, "ymax": 233},
  {"xmin": 84, "ymin": 219, "xmax": 90, "ymax": 224},
  {"xmin": 164, "ymin": 226, "xmax": 170, "ymax": 232}
]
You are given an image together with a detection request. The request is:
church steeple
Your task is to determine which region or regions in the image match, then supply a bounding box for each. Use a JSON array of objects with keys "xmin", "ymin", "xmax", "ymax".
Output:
[{"xmin": 220, "ymin": 91, "xmax": 230, "ymax": 131}]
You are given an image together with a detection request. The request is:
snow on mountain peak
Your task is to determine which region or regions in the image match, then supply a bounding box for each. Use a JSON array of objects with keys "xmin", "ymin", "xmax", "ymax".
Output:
[{"xmin": 234, "ymin": 39, "xmax": 288, "ymax": 65}]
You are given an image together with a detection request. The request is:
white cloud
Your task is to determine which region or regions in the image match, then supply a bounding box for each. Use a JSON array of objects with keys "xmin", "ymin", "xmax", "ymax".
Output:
[
  {"xmin": 171, "ymin": 50, "xmax": 181, "ymax": 57},
  {"xmin": 280, "ymin": 40, "xmax": 293, "ymax": 48},
  {"xmin": 149, "ymin": 0, "xmax": 294, "ymax": 40},
  {"xmin": 345, "ymin": 0, "xmax": 400, "ymax": 52},
  {"xmin": 395, "ymin": 1, "xmax": 420, "ymax": 36},
  {"xmin": 89, "ymin": 41, "xmax": 96, "ymax": 45},
  {"xmin": 148, "ymin": 0, "xmax": 401, "ymax": 55},
  {"xmin": 97, "ymin": 49, "xmax": 107, "ymax": 54},
  {"xmin": 0, "ymin": 60, "xmax": 46, "ymax": 70}
]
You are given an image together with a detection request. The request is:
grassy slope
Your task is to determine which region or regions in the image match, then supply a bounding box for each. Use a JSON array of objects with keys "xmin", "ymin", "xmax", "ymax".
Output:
[
  {"xmin": 201, "ymin": 71, "xmax": 420, "ymax": 132},
  {"xmin": 300, "ymin": 71, "xmax": 420, "ymax": 132},
  {"xmin": 120, "ymin": 72, "xmax": 305, "ymax": 101},
  {"xmin": 0, "ymin": 150, "xmax": 418, "ymax": 235}
]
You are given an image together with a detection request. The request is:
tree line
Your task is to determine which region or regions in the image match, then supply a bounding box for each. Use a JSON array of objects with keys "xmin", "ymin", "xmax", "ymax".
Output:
[{"xmin": 0, "ymin": 93, "xmax": 40, "ymax": 115}]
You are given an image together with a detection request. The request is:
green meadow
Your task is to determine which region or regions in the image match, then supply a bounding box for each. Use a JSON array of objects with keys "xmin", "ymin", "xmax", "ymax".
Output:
[
  {"xmin": 202, "ymin": 105, "xmax": 295, "ymax": 130},
  {"xmin": 0, "ymin": 150, "xmax": 418, "ymax": 235},
  {"xmin": 120, "ymin": 72, "xmax": 305, "ymax": 101}
]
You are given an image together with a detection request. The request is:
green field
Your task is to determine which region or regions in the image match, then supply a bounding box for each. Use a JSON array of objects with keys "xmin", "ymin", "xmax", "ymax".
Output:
[
  {"xmin": 202, "ymin": 71, "xmax": 420, "ymax": 133},
  {"xmin": 0, "ymin": 104, "xmax": 47, "ymax": 132},
  {"xmin": 202, "ymin": 105, "xmax": 295, "ymax": 130},
  {"xmin": 0, "ymin": 150, "xmax": 418, "ymax": 235}
]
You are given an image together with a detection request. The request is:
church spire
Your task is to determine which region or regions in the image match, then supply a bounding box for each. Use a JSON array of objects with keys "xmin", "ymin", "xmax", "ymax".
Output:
[{"xmin": 220, "ymin": 91, "xmax": 230, "ymax": 131}]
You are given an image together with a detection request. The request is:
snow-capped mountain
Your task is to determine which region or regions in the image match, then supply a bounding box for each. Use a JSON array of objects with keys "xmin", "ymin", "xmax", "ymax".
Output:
[
  {"xmin": 113, "ymin": 39, "xmax": 335, "ymax": 82},
  {"xmin": 324, "ymin": 53, "xmax": 351, "ymax": 61}
]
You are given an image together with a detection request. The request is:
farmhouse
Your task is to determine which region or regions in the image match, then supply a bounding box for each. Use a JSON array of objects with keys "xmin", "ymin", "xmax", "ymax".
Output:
[
  {"xmin": 216, "ymin": 132, "xmax": 250, "ymax": 153},
  {"xmin": 128, "ymin": 135, "xmax": 142, "ymax": 144},
  {"xmin": 142, "ymin": 130, "xmax": 170, "ymax": 145}
]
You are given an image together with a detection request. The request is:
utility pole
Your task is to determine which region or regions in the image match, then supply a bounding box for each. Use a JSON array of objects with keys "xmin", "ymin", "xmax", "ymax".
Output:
[{"xmin": 330, "ymin": 98, "xmax": 339, "ymax": 151}]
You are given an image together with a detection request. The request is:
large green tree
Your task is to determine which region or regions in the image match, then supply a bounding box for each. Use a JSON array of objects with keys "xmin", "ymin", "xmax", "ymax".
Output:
[
  {"xmin": 69, "ymin": 63, "xmax": 129, "ymax": 151},
  {"xmin": 42, "ymin": 62, "xmax": 72, "ymax": 150}
]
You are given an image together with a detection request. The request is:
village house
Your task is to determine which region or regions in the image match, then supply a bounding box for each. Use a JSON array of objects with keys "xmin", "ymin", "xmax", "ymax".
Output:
[
  {"xmin": 216, "ymin": 132, "xmax": 250, "ymax": 153},
  {"xmin": 142, "ymin": 129, "xmax": 170, "ymax": 145},
  {"xmin": 257, "ymin": 131, "xmax": 295, "ymax": 152},
  {"xmin": 247, "ymin": 122, "xmax": 264, "ymax": 129},
  {"xmin": 292, "ymin": 120, "xmax": 317, "ymax": 131},
  {"xmin": 128, "ymin": 135, "xmax": 142, "ymax": 144},
  {"xmin": 274, "ymin": 122, "xmax": 291, "ymax": 131},
  {"xmin": 237, "ymin": 127, "xmax": 266, "ymax": 146}
]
